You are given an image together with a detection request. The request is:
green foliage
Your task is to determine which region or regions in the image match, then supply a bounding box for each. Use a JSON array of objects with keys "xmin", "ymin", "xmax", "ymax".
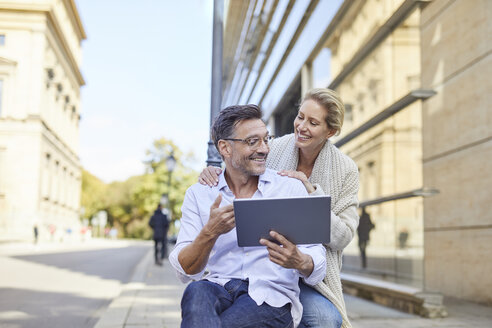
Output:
[
  {"xmin": 140, "ymin": 138, "xmax": 199, "ymax": 224},
  {"xmin": 80, "ymin": 138, "xmax": 199, "ymax": 239},
  {"xmin": 104, "ymin": 176, "xmax": 145, "ymax": 235},
  {"xmin": 126, "ymin": 218, "xmax": 153, "ymax": 240},
  {"xmin": 81, "ymin": 170, "xmax": 107, "ymax": 220}
]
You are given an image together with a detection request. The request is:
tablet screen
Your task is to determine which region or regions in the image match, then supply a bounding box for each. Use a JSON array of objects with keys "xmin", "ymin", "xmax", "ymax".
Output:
[{"xmin": 233, "ymin": 195, "xmax": 331, "ymax": 247}]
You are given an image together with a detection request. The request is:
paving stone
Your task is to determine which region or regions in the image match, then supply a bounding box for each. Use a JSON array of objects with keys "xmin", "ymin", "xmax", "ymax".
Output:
[{"xmin": 92, "ymin": 246, "xmax": 492, "ymax": 328}]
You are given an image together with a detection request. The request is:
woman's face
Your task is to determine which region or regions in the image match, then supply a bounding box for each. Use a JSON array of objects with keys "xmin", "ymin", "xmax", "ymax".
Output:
[{"xmin": 293, "ymin": 99, "xmax": 334, "ymax": 153}]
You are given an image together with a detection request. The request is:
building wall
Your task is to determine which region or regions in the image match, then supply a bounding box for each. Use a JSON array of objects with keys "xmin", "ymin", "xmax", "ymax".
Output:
[
  {"xmin": 326, "ymin": 1, "xmax": 424, "ymax": 285},
  {"xmin": 420, "ymin": 0, "xmax": 492, "ymax": 303},
  {"xmin": 222, "ymin": 0, "xmax": 491, "ymax": 301},
  {"xmin": 330, "ymin": 0, "xmax": 406, "ymax": 81},
  {"xmin": 0, "ymin": 0, "xmax": 84, "ymax": 241}
]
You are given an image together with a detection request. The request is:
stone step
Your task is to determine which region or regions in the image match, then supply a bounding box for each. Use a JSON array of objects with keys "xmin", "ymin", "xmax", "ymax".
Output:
[{"xmin": 341, "ymin": 272, "xmax": 448, "ymax": 318}]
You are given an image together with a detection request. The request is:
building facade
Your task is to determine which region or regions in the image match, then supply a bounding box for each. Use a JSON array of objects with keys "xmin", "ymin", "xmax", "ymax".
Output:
[
  {"xmin": 0, "ymin": 0, "xmax": 85, "ymax": 241},
  {"xmin": 420, "ymin": 0, "xmax": 492, "ymax": 304},
  {"xmin": 221, "ymin": 0, "xmax": 491, "ymax": 304},
  {"xmin": 322, "ymin": 0, "xmax": 426, "ymax": 287}
]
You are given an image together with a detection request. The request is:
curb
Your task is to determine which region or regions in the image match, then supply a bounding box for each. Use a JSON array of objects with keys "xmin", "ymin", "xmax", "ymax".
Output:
[{"xmin": 94, "ymin": 247, "xmax": 154, "ymax": 328}]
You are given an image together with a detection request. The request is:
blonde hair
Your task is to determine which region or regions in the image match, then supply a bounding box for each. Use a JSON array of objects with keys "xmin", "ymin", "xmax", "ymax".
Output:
[{"xmin": 301, "ymin": 88, "xmax": 345, "ymax": 136}]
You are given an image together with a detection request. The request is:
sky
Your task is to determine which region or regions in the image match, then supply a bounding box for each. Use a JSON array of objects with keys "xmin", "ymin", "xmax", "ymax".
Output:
[{"xmin": 76, "ymin": 0, "xmax": 214, "ymax": 183}]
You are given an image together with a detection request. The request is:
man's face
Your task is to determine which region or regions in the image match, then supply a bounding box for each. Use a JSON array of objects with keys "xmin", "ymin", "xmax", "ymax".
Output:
[{"xmin": 227, "ymin": 119, "xmax": 270, "ymax": 176}]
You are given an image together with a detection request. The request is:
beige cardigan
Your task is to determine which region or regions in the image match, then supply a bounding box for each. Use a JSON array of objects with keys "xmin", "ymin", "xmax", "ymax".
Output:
[{"xmin": 267, "ymin": 134, "xmax": 359, "ymax": 328}]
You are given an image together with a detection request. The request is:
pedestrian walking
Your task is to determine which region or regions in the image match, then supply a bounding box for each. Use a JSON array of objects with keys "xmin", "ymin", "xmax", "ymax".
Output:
[
  {"xmin": 357, "ymin": 207, "xmax": 375, "ymax": 269},
  {"xmin": 33, "ymin": 224, "xmax": 39, "ymax": 244},
  {"xmin": 149, "ymin": 204, "xmax": 170, "ymax": 266},
  {"xmin": 48, "ymin": 224, "xmax": 56, "ymax": 242},
  {"xmin": 398, "ymin": 228, "xmax": 409, "ymax": 249}
]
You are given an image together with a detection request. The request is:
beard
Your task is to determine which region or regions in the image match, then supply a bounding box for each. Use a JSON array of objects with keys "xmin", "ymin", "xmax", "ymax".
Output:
[{"xmin": 231, "ymin": 152, "xmax": 267, "ymax": 176}]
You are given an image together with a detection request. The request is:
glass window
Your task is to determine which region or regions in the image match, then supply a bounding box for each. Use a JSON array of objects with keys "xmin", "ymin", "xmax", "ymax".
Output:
[
  {"xmin": 0, "ymin": 148, "xmax": 5, "ymax": 195},
  {"xmin": 312, "ymin": 48, "xmax": 331, "ymax": 88},
  {"xmin": 345, "ymin": 103, "xmax": 353, "ymax": 123},
  {"xmin": 0, "ymin": 79, "xmax": 3, "ymax": 115},
  {"xmin": 42, "ymin": 154, "xmax": 51, "ymax": 199}
]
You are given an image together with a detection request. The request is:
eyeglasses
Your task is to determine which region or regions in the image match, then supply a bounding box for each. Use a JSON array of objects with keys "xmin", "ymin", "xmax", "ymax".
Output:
[{"xmin": 222, "ymin": 135, "xmax": 275, "ymax": 148}]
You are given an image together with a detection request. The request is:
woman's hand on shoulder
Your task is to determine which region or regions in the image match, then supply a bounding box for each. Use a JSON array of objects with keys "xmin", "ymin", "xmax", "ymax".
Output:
[
  {"xmin": 277, "ymin": 170, "xmax": 315, "ymax": 193},
  {"xmin": 198, "ymin": 166, "xmax": 222, "ymax": 187}
]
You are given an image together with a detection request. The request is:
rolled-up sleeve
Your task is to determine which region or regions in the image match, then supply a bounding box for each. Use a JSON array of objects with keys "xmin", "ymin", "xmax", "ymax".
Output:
[
  {"xmin": 299, "ymin": 244, "xmax": 326, "ymax": 286},
  {"xmin": 168, "ymin": 188, "xmax": 207, "ymax": 283},
  {"xmin": 309, "ymin": 183, "xmax": 325, "ymax": 196}
]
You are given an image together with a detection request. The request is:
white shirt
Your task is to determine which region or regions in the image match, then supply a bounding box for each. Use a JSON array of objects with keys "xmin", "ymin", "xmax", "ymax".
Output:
[{"xmin": 169, "ymin": 168, "xmax": 327, "ymax": 326}]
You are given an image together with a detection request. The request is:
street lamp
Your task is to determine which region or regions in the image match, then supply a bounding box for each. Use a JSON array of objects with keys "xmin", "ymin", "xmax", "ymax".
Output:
[
  {"xmin": 166, "ymin": 150, "xmax": 176, "ymax": 188},
  {"xmin": 206, "ymin": 0, "xmax": 224, "ymax": 167},
  {"xmin": 160, "ymin": 194, "xmax": 168, "ymax": 207},
  {"xmin": 165, "ymin": 150, "xmax": 176, "ymax": 211},
  {"xmin": 166, "ymin": 151, "xmax": 176, "ymax": 174}
]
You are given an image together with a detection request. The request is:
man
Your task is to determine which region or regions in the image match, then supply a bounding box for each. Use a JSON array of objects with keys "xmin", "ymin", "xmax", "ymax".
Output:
[
  {"xmin": 149, "ymin": 204, "xmax": 170, "ymax": 266},
  {"xmin": 169, "ymin": 105, "xmax": 326, "ymax": 328},
  {"xmin": 33, "ymin": 224, "xmax": 39, "ymax": 244},
  {"xmin": 357, "ymin": 207, "xmax": 374, "ymax": 269}
]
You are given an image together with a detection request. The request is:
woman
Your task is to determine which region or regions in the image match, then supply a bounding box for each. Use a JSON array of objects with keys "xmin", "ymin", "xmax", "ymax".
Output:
[{"xmin": 199, "ymin": 88, "xmax": 359, "ymax": 328}]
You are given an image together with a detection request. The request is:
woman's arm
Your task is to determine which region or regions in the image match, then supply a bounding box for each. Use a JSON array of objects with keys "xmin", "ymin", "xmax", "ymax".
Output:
[{"xmin": 327, "ymin": 165, "xmax": 359, "ymax": 251}]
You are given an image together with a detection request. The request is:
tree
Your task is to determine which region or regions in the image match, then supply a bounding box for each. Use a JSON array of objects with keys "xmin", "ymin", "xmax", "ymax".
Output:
[
  {"xmin": 104, "ymin": 176, "xmax": 144, "ymax": 236},
  {"xmin": 81, "ymin": 170, "xmax": 107, "ymax": 221},
  {"xmin": 136, "ymin": 138, "xmax": 198, "ymax": 233},
  {"xmin": 80, "ymin": 138, "xmax": 198, "ymax": 239}
]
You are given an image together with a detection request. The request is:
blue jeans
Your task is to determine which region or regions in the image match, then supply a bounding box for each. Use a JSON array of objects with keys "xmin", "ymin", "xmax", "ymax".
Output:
[
  {"xmin": 181, "ymin": 279, "xmax": 293, "ymax": 328},
  {"xmin": 298, "ymin": 281, "xmax": 342, "ymax": 328}
]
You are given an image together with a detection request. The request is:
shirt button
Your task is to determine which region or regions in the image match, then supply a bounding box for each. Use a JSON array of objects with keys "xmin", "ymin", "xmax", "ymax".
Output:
[{"xmin": 245, "ymin": 252, "xmax": 249, "ymax": 256}]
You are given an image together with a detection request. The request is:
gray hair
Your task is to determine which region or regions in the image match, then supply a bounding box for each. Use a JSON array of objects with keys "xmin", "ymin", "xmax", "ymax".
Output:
[{"xmin": 211, "ymin": 104, "xmax": 263, "ymax": 150}]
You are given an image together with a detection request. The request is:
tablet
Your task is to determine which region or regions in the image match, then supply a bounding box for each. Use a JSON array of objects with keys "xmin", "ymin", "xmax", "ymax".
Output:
[{"xmin": 233, "ymin": 195, "xmax": 331, "ymax": 247}]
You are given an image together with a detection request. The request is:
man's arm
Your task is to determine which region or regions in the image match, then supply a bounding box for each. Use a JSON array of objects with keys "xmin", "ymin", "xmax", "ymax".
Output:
[{"xmin": 177, "ymin": 194, "xmax": 235, "ymax": 274}]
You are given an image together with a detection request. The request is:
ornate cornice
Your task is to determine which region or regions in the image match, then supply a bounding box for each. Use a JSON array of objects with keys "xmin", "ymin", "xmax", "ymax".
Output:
[
  {"xmin": 64, "ymin": 0, "xmax": 87, "ymax": 40},
  {"xmin": 0, "ymin": 2, "xmax": 85, "ymax": 86},
  {"xmin": 45, "ymin": 9, "xmax": 85, "ymax": 86},
  {"xmin": 0, "ymin": 56, "xmax": 17, "ymax": 66}
]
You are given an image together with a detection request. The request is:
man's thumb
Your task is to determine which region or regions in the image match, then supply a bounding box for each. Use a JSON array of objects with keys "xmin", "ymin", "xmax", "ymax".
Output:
[{"xmin": 211, "ymin": 193, "xmax": 222, "ymax": 209}]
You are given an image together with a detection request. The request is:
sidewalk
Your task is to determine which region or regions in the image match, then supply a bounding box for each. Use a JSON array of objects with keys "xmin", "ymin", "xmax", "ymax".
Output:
[
  {"xmin": 94, "ymin": 248, "xmax": 184, "ymax": 328},
  {"xmin": 0, "ymin": 239, "xmax": 147, "ymax": 260},
  {"xmin": 94, "ymin": 247, "xmax": 492, "ymax": 328}
]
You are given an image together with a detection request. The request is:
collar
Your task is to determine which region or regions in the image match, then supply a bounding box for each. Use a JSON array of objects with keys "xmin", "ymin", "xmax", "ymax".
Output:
[{"xmin": 217, "ymin": 168, "xmax": 275, "ymax": 195}]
